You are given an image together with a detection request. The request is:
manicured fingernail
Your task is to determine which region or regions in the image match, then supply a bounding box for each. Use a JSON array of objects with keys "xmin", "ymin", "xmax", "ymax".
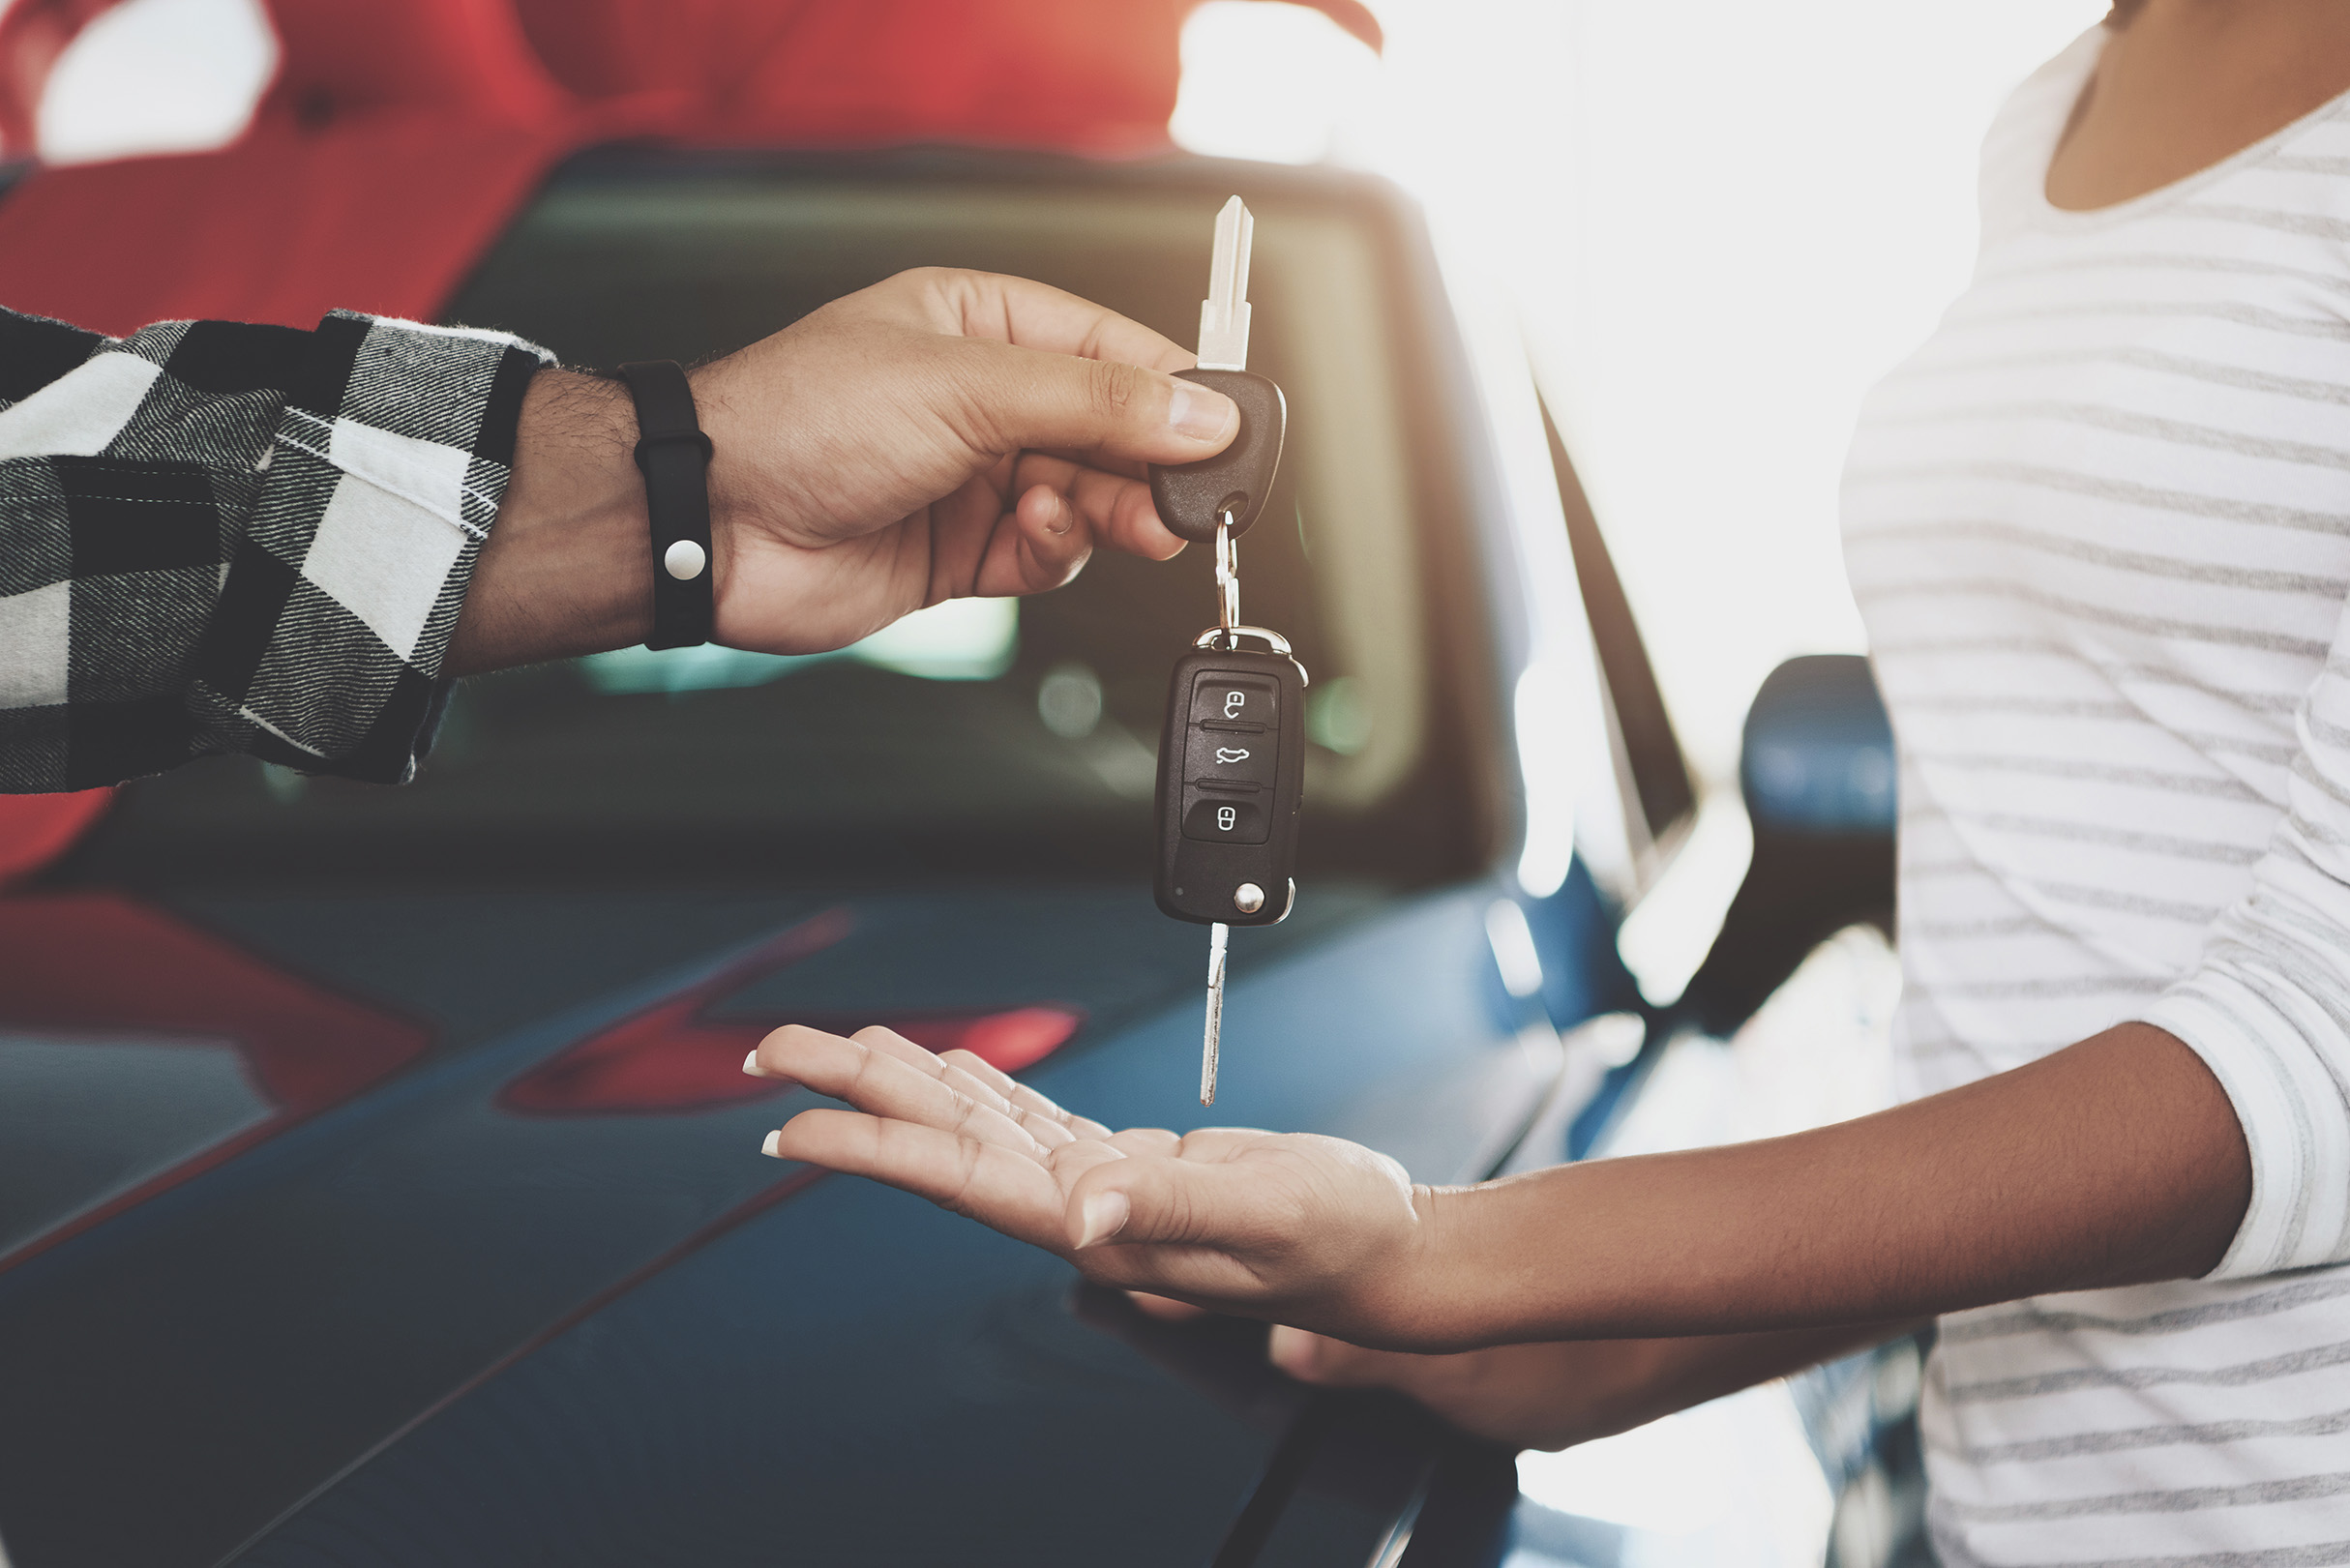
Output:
[
  {"xmin": 1076, "ymin": 1190, "xmax": 1130, "ymax": 1248},
  {"xmin": 760, "ymin": 1130, "xmax": 782, "ymax": 1157},
  {"xmin": 1167, "ymin": 384, "xmax": 1235, "ymax": 442},
  {"xmin": 743, "ymin": 1050, "xmax": 766, "ymax": 1078}
]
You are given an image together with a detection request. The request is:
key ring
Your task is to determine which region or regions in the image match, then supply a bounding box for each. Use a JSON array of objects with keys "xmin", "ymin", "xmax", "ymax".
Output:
[
  {"xmin": 1205, "ymin": 511, "xmax": 1304, "ymax": 681},
  {"xmin": 1215, "ymin": 514, "xmax": 1241, "ymax": 631},
  {"xmin": 1192, "ymin": 623, "xmax": 1310, "ymax": 686}
]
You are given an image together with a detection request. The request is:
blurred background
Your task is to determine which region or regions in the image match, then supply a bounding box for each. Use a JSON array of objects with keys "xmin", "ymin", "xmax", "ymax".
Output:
[
  {"xmin": 1186, "ymin": 0, "xmax": 2111, "ymax": 781},
  {"xmin": 15, "ymin": 0, "xmax": 2106, "ymax": 783}
]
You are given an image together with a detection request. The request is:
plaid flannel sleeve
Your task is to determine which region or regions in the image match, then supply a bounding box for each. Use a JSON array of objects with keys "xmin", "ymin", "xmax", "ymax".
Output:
[{"xmin": 0, "ymin": 305, "xmax": 552, "ymax": 792}]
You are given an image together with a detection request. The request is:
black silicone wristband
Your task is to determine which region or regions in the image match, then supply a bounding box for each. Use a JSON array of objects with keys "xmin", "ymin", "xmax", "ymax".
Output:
[{"xmin": 617, "ymin": 360, "xmax": 715, "ymax": 650}]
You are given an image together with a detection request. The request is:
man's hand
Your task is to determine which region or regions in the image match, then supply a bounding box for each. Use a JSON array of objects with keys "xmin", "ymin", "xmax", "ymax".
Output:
[
  {"xmin": 746, "ymin": 1024, "xmax": 1448, "ymax": 1348},
  {"xmin": 449, "ymin": 269, "xmax": 1235, "ymax": 672}
]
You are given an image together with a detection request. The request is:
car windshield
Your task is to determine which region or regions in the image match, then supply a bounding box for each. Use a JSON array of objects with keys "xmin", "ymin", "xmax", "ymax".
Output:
[{"xmin": 79, "ymin": 156, "xmax": 1490, "ymax": 889}]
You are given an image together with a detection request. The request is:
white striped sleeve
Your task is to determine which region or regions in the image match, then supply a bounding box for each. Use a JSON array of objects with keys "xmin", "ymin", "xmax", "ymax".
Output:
[{"xmin": 2143, "ymin": 616, "xmax": 2350, "ymax": 1279}]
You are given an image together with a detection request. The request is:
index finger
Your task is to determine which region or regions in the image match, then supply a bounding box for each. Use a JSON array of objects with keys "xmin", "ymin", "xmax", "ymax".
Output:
[
  {"xmin": 924, "ymin": 270, "xmax": 1194, "ymax": 373},
  {"xmin": 1007, "ymin": 457, "xmax": 1186, "ymax": 566},
  {"xmin": 751, "ymin": 1025, "xmax": 1051, "ymax": 1162},
  {"xmin": 848, "ymin": 1028, "xmax": 1092, "ymax": 1149},
  {"xmin": 935, "ymin": 1046, "xmax": 1116, "ymax": 1140}
]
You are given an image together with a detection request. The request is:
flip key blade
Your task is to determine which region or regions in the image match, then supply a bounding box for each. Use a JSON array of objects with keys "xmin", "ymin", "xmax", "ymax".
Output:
[
  {"xmin": 1202, "ymin": 921, "xmax": 1229, "ymax": 1105},
  {"xmin": 1197, "ymin": 196, "xmax": 1254, "ymax": 371}
]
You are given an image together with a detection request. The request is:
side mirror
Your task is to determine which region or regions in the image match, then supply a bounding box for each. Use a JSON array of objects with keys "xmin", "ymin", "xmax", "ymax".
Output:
[
  {"xmin": 1740, "ymin": 655, "xmax": 1895, "ymax": 836},
  {"xmin": 1677, "ymin": 655, "xmax": 1895, "ymax": 1036}
]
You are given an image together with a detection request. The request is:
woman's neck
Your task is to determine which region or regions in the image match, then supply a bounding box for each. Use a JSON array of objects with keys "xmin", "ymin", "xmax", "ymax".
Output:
[{"xmin": 2046, "ymin": 0, "xmax": 2350, "ymax": 212}]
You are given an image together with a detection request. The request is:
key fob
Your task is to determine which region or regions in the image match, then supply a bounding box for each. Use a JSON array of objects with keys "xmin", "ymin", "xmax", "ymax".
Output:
[
  {"xmin": 1148, "ymin": 369, "xmax": 1287, "ymax": 545},
  {"xmin": 1154, "ymin": 642, "xmax": 1306, "ymax": 927}
]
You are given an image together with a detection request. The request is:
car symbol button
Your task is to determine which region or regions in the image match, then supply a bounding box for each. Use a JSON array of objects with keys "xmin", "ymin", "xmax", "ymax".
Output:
[{"xmin": 1184, "ymin": 724, "xmax": 1278, "ymax": 787}]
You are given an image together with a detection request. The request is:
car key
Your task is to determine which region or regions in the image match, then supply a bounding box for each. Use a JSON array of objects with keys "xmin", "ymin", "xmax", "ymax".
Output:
[
  {"xmin": 1147, "ymin": 196, "xmax": 1304, "ymax": 1106},
  {"xmin": 1149, "ymin": 197, "xmax": 1287, "ymax": 548}
]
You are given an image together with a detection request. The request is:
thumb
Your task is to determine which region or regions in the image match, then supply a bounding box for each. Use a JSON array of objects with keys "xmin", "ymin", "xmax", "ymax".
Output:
[
  {"xmin": 963, "ymin": 343, "xmax": 1238, "ymax": 463},
  {"xmin": 1064, "ymin": 1153, "xmax": 1279, "ymax": 1253}
]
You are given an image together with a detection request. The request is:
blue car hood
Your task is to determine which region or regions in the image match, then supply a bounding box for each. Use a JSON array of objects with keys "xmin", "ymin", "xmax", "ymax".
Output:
[{"xmin": 0, "ymin": 881, "xmax": 1556, "ymax": 1567}]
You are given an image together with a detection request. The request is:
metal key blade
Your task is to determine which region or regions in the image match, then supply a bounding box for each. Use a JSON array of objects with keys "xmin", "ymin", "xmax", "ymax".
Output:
[
  {"xmin": 1196, "ymin": 196, "xmax": 1254, "ymax": 371},
  {"xmin": 1201, "ymin": 921, "xmax": 1230, "ymax": 1105}
]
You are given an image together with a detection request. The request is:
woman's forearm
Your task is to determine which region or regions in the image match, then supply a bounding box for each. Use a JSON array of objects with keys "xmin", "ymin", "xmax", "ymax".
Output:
[
  {"xmin": 1278, "ymin": 1317, "xmax": 1921, "ymax": 1450},
  {"xmin": 1570, "ymin": 1320, "xmax": 1922, "ymax": 1443},
  {"xmin": 1412, "ymin": 1022, "xmax": 2251, "ymax": 1347}
]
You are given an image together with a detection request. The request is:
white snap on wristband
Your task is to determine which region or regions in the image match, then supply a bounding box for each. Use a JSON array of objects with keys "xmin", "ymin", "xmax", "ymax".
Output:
[{"xmin": 618, "ymin": 359, "xmax": 715, "ymax": 649}]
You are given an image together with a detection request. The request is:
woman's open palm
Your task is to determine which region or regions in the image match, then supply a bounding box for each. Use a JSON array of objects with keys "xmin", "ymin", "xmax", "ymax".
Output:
[{"xmin": 748, "ymin": 1024, "xmax": 1438, "ymax": 1346}]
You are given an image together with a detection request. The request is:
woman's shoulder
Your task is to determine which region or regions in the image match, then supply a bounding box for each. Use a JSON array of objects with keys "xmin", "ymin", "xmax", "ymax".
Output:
[{"xmin": 1974, "ymin": 27, "xmax": 2108, "ymax": 236}]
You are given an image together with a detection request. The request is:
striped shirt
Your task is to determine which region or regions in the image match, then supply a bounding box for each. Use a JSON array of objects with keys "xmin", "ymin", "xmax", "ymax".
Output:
[{"xmin": 1842, "ymin": 26, "xmax": 2350, "ymax": 1563}]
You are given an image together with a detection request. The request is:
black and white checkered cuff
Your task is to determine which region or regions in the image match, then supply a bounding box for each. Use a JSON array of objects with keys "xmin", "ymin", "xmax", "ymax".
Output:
[
  {"xmin": 0, "ymin": 306, "xmax": 550, "ymax": 789},
  {"xmin": 191, "ymin": 314, "xmax": 548, "ymax": 783}
]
